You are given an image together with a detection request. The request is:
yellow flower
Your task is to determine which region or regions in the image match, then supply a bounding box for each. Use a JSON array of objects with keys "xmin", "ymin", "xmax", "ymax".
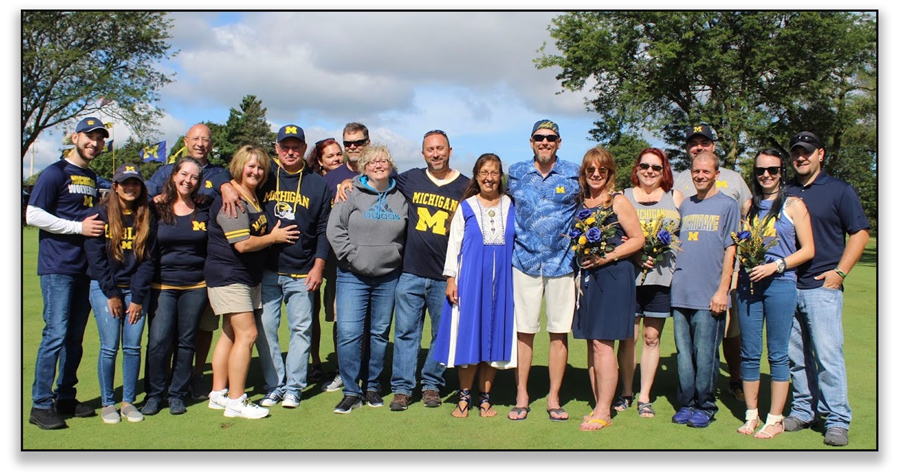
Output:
[
  {"xmin": 585, "ymin": 217, "xmax": 596, "ymax": 225},
  {"xmin": 578, "ymin": 235, "xmax": 587, "ymax": 245}
]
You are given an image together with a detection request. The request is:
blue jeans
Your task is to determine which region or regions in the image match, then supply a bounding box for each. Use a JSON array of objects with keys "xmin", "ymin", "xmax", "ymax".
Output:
[
  {"xmin": 390, "ymin": 273, "xmax": 447, "ymax": 396},
  {"xmin": 335, "ymin": 268, "xmax": 399, "ymax": 397},
  {"xmin": 89, "ymin": 281, "xmax": 147, "ymax": 406},
  {"xmin": 32, "ymin": 274, "xmax": 92, "ymax": 409},
  {"xmin": 736, "ymin": 277, "xmax": 797, "ymax": 382},
  {"xmin": 673, "ymin": 307, "xmax": 726, "ymax": 415},
  {"xmin": 146, "ymin": 287, "xmax": 207, "ymax": 401},
  {"xmin": 256, "ymin": 269, "xmax": 314, "ymax": 398},
  {"xmin": 789, "ymin": 286, "xmax": 851, "ymax": 430}
]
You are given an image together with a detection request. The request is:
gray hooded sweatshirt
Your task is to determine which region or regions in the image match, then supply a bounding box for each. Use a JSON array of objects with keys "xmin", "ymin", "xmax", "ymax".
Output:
[{"xmin": 326, "ymin": 175, "xmax": 408, "ymax": 277}]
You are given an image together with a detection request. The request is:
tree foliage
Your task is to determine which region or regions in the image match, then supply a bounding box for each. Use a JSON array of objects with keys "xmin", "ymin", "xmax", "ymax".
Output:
[
  {"xmin": 225, "ymin": 95, "xmax": 276, "ymax": 158},
  {"xmin": 22, "ymin": 11, "xmax": 175, "ymax": 159},
  {"xmin": 536, "ymin": 11, "xmax": 876, "ymax": 229}
]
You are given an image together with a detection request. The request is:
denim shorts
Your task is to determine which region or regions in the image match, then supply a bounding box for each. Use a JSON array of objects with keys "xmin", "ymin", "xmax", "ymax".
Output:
[{"xmin": 635, "ymin": 285, "xmax": 671, "ymax": 318}]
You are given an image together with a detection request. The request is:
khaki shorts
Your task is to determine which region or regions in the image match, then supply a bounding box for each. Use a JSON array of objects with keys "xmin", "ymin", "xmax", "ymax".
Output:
[
  {"xmin": 207, "ymin": 283, "xmax": 262, "ymax": 316},
  {"xmin": 513, "ymin": 268, "xmax": 575, "ymax": 334}
]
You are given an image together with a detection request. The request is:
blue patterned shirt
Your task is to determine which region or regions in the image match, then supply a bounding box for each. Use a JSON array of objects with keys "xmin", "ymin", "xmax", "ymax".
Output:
[{"xmin": 508, "ymin": 158, "xmax": 580, "ymax": 277}]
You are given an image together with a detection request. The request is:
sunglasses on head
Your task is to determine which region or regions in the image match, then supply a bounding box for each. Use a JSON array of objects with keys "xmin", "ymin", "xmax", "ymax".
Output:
[
  {"xmin": 343, "ymin": 138, "xmax": 368, "ymax": 148},
  {"xmin": 755, "ymin": 166, "xmax": 781, "ymax": 176},
  {"xmin": 424, "ymin": 129, "xmax": 447, "ymax": 139},
  {"xmin": 638, "ymin": 163, "xmax": 664, "ymax": 172},
  {"xmin": 316, "ymin": 137, "xmax": 336, "ymax": 146},
  {"xmin": 532, "ymin": 134, "xmax": 559, "ymax": 143}
]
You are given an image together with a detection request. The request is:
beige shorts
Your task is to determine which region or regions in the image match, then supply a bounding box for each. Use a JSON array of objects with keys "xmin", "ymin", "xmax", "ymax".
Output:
[
  {"xmin": 207, "ymin": 283, "xmax": 262, "ymax": 316},
  {"xmin": 198, "ymin": 304, "xmax": 219, "ymax": 332},
  {"xmin": 513, "ymin": 268, "xmax": 576, "ymax": 334}
]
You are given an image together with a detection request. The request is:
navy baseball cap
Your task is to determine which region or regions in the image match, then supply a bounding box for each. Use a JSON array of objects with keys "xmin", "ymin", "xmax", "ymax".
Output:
[
  {"xmin": 277, "ymin": 124, "xmax": 305, "ymax": 143},
  {"xmin": 686, "ymin": 124, "xmax": 716, "ymax": 142},
  {"xmin": 112, "ymin": 164, "xmax": 145, "ymax": 184},
  {"xmin": 789, "ymin": 131, "xmax": 822, "ymax": 152},
  {"xmin": 75, "ymin": 117, "xmax": 109, "ymax": 138},
  {"xmin": 531, "ymin": 119, "xmax": 560, "ymax": 136}
]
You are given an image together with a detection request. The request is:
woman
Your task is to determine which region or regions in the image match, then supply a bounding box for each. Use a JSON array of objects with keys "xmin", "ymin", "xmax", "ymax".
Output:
[
  {"xmin": 617, "ymin": 148, "xmax": 684, "ymax": 417},
  {"xmin": 736, "ymin": 149, "xmax": 814, "ymax": 438},
  {"xmin": 205, "ymin": 145, "xmax": 299, "ymax": 419},
  {"xmin": 142, "ymin": 158, "xmax": 209, "ymax": 416},
  {"xmin": 572, "ymin": 147, "xmax": 644, "ymax": 431},
  {"xmin": 432, "ymin": 153, "xmax": 516, "ymax": 418},
  {"xmin": 85, "ymin": 164, "xmax": 156, "ymax": 424},
  {"xmin": 304, "ymin": 138, "xmax": 345, "ymax": 383},
  {"xmin": 326, "ymin": 144, "xmax": 408, "ymax": 414}
]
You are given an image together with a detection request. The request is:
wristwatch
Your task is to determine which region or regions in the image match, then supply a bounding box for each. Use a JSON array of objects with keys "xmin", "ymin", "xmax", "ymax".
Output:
[
  {"xmin": 775, "ymin": 258, "xmax": 786, "ymax": 274},
  {"xmin": 833, "ymin": 267, "xmax": 848, "ymax": 279}
]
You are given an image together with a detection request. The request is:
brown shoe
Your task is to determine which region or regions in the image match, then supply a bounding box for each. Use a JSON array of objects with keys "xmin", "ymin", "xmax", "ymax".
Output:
[
  {"xmin": 389, "ymin": 393, "xmax": 410, "ymax": 411},
  {"xmin": 422, "ymin": 389, "xmax": 442, "ymax": 408}
]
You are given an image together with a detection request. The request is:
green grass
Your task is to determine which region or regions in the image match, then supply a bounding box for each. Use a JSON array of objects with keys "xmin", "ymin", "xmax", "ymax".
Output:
[{"xmin": 20, "ymin": 227, "xmax": 876, "ymax": 450}]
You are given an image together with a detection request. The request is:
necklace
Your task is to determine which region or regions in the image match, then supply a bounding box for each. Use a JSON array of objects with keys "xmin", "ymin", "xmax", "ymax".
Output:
[
  {"xmin": 232, "ymin": 180, "xmax": 259, "ymax": 209},
  {"xmin": 475, "ymin": 196, "xmax": 506, "ymax": 245}
]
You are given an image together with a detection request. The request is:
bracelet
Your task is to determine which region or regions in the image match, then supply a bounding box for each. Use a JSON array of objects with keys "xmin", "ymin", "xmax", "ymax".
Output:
[
  {"xmin": 612, "ymin": 250, "xmax": 619, "ymax": 262},
  {"xmin": 833, "ymin": 267, "xmax": 847, "ymax": 279}
]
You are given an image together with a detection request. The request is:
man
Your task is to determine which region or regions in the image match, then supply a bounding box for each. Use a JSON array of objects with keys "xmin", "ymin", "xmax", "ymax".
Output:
[
  {"xmin": 783, "ymin": 131, "xmax": 869, "ymax": 447},
  {"xmin": 146, "ymin": 123, "xmax": 240, "ymax": 399},
  {"xmin": 388, "ymin": 129, "xmax": 469, "ymax": 411},
  {"xmin": 255, "ymin": 125, "xmax": 332, "ymax": 409},
  {"xmin": 26, "ymin": 117, "xmax": 108, "ymax": 429},
  {"xmin": 670, "ymin": 151, "xmax": 740, "ymax": 428},
  {"xmin": 506, "ymin": 119, "xmax": 580, "ymax": 421},
  {"xmin": 320, "ymin": 122, "xmax": 371, "ymax": 393},
  {"xmin": 673, "ymin": 124, "xmax": 752, "ymax": 401}
]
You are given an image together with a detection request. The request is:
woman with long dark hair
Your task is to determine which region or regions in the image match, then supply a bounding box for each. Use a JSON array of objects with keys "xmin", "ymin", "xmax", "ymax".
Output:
[
  {"xmin": 85, "ymin": 164, "xmax": 156, "ymax": 424},
  {"xmin": 735, "ymin": 149, "xmax": 814, "ymax": 438}
]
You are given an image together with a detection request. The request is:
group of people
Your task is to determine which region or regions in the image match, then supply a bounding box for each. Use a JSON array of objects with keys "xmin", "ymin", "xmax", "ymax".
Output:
[{"xmin": 26, "ymin": 116, "xmax": 868, "ymax": 447}]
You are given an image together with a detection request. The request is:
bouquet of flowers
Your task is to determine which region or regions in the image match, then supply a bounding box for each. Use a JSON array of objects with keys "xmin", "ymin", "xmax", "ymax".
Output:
[
  {"xmin": 567, "ymin": 206, "xmax": 618, "ymax": 267},
  {"xmin": 638, "ymin": 216, "xmax": 681, "ymax": 285},
  {"xmin": 731, "ymin": 217, "xmax": 780, "ymax": 294}
]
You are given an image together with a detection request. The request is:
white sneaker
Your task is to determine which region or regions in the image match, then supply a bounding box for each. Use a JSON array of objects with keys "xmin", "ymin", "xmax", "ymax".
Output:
[
  {"xmin": 282, "ymin": 394, "xmax": 300, "ymax": 408},
  {"xmin": 224, "ymin": 395, "xmax": 269, "ymax": 420},
  {"xmin": 101, "ymin": 405, "xmax": 120, "ymax": 424},
  {"xmin": 322, "ymin": 374, "xmax": 344, "ymax": 392},
  {"xmin": 208, "ymin": 388, "xmax": 228, "ymax": 410}
]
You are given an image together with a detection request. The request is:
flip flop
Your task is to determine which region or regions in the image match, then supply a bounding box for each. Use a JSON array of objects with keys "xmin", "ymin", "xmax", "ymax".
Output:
[
  {"xmin": 547, "ymin": 407, "xmax": 569, "ymax": 422},
  {"xmin": 507, "ymin": 406, "xmax": 530, "ymax": 421},
  {"xmin": 579, "ymin": 418, "xmax": 613, "ymax": 431}
]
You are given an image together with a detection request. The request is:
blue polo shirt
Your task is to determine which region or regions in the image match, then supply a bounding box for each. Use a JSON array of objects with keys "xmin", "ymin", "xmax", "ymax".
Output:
[
  {"xmin": 146, "ymin": 161, "xmax": 232, "ymax": 199},
  {"xmin": 507, "ymin": 157, "xmax": 580, "ymax": 277},
  {"xmin": 786, "ymin": 172, "xmax": 869, "ymax": 290}
]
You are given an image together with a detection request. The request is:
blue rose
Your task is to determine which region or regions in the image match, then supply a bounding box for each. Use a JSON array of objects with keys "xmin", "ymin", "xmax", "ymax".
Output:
[
  {"xmin": 577, "ymin": 209, "xmax": 593, "ymax": 220},
  {"xmin": 736, "ymin": 230, "xmax": 751, "ymax": 241},
  {"xmin": 656, "ymin": 229, "xmax": 671, "ymax": 246},
  {"xmin": 586, "ymin": 227, "xmax": 602, "ymax": 243},
  {"xmin": 568, "ymin": 229, "xmax": 583, "ymax": 240}
]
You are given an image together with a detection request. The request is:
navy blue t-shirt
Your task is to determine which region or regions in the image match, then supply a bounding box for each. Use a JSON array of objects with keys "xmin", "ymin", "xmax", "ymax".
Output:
[
  {"xmin": 147, "ymin": 162, "xmax": 231, "ymax": 199},
  {"xmin": 153, "ymin": 202, "xmax": 210, "ymax": 288},
  {"xmin": 786, "ymin": 172, "xmax": 869, "ymax": 289},
  {"xmin": 29, "ymin": 159, "xmax": 99, "ymax": 276},
  {"xmin": 205, "ymin": 195, "xmax": 269, "ymax": 287},
  {"xmin": 323, "ymin": 163, "xmax": 358, "ymax": 198},
  {"xmin": 396, "ymin": 168, "xmax": 469, "ymax": 280}
]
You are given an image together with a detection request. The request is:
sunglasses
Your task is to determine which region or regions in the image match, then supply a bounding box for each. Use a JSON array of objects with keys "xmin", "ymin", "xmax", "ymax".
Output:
[
  {"xmin": 586, "ymin": 166, "xmax": 609, "ymax": 176},
  {"xmin": 638, "ymin": 163, "xmax": 664, "ymax": 172},
  {"xmin": 755, "ymin": 166, "xmax": 781, "ymax": 176},
  {"xmin": 532, "ymin": 134, "xmax": 559, "ymax": 142},
  {"xmin": 316, "ymin": 137, "xmax": 336, "ymax": 146},
  {"xmin": 343, "ymin": 138, "xmax": 368, "ymax": 148}
]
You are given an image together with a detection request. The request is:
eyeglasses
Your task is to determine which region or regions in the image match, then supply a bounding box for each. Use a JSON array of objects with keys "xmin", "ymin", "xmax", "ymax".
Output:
[
  {"xmin": 755, "ymin": 166, "xmax": 781, "ymax": 176},
  {"xmin": 278, "ymin": 143, "xmax": 304, "ymax": 152},
  {"xmin": 424, "ymin": 129, "xmax": 447, "ymax": 139},
  {"xmin": 532, "ymin": 134, "xmax": 559, "ymax": 143},
  {"xmin": 366, "ymin": 158, "xmax": 389, "ymax": 166},
  {"xmin": 638, "ymin": 163, "xmax": 664, "ymax": 172},
  {"xmin": 586, "ymin": 166, "xmax": 609, "ymax": 176},
  {"xmin": 316, "ymin": 137, "xmax": 336, "ymax": 146},
  {"xmin": 343, "ymin": 138, "xmax": 368, "ymax": 148},
  {"xmin": 478, "ymin": 170, "xmax": 501, "ymax": 178}
]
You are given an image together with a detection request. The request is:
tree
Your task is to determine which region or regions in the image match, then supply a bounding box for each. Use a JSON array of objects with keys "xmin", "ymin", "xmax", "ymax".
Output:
[
  {"xmin": 225, "ymin": 95, "xmax": 276, "ymax": 157},
  {"xmin": 22, "ymin": 11, "xmax": 175, "ymax": 159}
]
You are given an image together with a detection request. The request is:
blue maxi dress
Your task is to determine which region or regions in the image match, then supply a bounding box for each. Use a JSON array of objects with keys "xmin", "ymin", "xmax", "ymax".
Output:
[{"xmin": 432, "ymin": 196, "xmax": 517, "ymax": 368}]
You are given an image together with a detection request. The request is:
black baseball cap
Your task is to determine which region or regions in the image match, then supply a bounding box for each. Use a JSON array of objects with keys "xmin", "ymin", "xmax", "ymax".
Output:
[
  {"xmin": 685, "ymin": 124, "xmax": 716, "ymax": 142},
  {"xmin": 789, "ymin": 131, "xmax": 822, "ymax": 152}
]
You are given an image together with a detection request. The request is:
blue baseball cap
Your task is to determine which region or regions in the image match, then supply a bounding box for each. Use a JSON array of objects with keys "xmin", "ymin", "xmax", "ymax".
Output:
[
  {"xmin": 75, "ymin": 117, "xmax": 109, "ymax": 138},
  {"xmin": 277, "ymin": 124, "xmax": 305, "ymax": 143},
  {"xmin": 112, "ymin": 164, "xmax": 144, "ymax": 184},
  {"xmin": 531, "ymin": 119, "xmax": 560, "ymax": 136}
]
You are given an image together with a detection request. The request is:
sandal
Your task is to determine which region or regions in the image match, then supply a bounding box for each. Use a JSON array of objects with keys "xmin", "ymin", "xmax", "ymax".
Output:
[
  {"xmin": 452, "ymin": 389, "xmax": 470, "ymax": 418},
  {"xmin": 613, "ymin": 395, "xmax": 634, "ymax": 412},
  {"xmin": 547, "ymin": 407, "xmax": 569, "ymax": 422},
  {"xmin": 637, "ymin": 402, "xmax": 655, "ymax": 418},
  {"xmin": 737, "ymin": 408, "xmax": 760, "ymax": 435},
  {"xmin": 507, "ymin": 406, "xmax": 531, "ymax": 421},
  {"xmin": 579, "ymin": 418, "xmax": 613, "ymax": 431},
  {"xmin": 478, "ymin": 392, "xmax": 496, "ymax": 418},
  {"xmin": 755, "ymin": 414, "xmax": 785, "ymax": 439}
]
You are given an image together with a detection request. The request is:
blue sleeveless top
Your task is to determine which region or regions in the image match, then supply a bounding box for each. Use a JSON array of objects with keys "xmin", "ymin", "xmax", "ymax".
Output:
[{"xmin": 753, "ymin": 199, "xmax": 797, "ymax": 282}]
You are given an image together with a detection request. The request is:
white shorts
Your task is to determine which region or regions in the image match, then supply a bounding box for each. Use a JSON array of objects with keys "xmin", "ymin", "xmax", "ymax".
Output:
[
  {"xmin": 513, "ymin": 268, "xmax": 576, "ymax": 334},
  {"xmin": 208, "ymin": 283, "xmax": 262, "ymax": 316}
]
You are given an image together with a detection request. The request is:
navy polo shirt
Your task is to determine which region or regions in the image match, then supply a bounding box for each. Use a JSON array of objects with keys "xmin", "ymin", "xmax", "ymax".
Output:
[{"xmin": 786, "ymin": 172, "xmax": 869, "ymax": 289}]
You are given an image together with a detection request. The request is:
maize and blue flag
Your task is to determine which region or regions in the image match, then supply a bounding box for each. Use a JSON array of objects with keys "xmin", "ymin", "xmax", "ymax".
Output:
[
  {"xmin": 140, "ymin": 140, "xmax": 167, "ymax": 163},
  {"xmin": 167, "ymin": 145, "xmax": 187, "ymax": 164},
  {"xmin": 100, "ymin": 140, "xmax": 114, "ymax": 154}
]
